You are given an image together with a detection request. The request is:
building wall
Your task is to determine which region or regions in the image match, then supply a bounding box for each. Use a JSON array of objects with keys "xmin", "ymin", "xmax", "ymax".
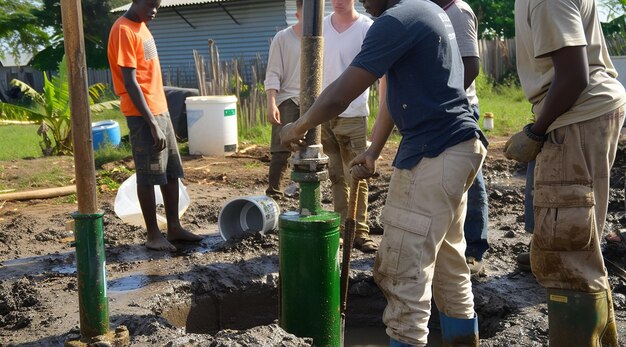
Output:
[
  {"xmin": 123, "ymin": 0, "xmax": 370, "ymax": 87},
  {"xmin": 149, "ymin": 0, "xmax": 286, "ymax": 85}
]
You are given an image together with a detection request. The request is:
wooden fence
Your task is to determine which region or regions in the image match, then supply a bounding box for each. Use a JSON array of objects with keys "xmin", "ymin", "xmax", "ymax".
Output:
[
  {"xmin": 1, "ymin": 68, "xmax": 114, "ymax": 94},
  {"xmin": 478, "ymin": 38, "xmax": 516, "ymax": 82},
  {"xmin": 8, "ymin": 36, "xmax": 625, "ymax": 130},
  {"xmin": 606, "ymin": 35, "xmax": 626, "ymax": 56}
]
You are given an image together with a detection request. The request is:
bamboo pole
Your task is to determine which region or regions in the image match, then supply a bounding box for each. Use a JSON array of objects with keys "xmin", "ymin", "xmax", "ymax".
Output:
[
  {"xmin": 0, "ymin": 185, "xmax": 76, "ymax": 201},
  {"xmin": 208, "ymin": 39, "xmax": 217, "ymax": 93},
  {"xmin": 60, "ymin": 0, "xmax": 97, "ymax": 214},
  {"xmin": 60, "ymin": 1, "xmax": 120, "ymax": 344}
]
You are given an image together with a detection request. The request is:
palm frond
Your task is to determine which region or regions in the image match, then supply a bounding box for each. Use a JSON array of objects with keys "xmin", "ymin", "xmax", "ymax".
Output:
[
  {"xmin": 88, "ymin": 83, "xmax": 108, "ymax": 104},
  {"xmin": 9, "ymin": 79, "xmax": 45, "ymax": 105},
  {"xmin": 42, "ymin": 73, "xmax": 56, "ymax": 118},
  {"xmin": 90, "ymin": 100, "xmax": 121, "ymax": 113},
  {"xmin": 43, "ymin": 72, "xmax": 70, "ymax": 121},
  {"xmin": 0, "ymin": 102, "xmax": 45, "ymax": 122}
]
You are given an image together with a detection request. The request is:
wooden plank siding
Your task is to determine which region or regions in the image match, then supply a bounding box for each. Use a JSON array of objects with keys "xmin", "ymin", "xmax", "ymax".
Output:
[{"xmin": 478, "ymin": 38, "xmax": 516, "ymax": 82}]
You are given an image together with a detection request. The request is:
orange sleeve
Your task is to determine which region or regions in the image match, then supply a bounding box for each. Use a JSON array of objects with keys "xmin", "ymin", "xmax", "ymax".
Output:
[{"xmin": 116, "ymin": 26, "xmax": 138, "ymax": 69}]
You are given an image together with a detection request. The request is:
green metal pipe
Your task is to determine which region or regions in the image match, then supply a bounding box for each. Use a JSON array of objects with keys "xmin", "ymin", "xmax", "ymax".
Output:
[
  {"xmin": 299, "ymin": 181, "xmax": 322, "ymax": 215},
  {"xmin": 280, "ymin": 211, "xmax": 341, "ymax": 347},
  {"xmin": 72, "ymin": 211, "xmax": 109, "ymax": 339}
]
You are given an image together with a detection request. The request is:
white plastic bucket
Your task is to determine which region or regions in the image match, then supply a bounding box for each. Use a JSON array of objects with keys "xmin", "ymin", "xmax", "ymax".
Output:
[
  {"xmin": 113, "ymin": 174, "xmax": 190, "ymax": 229},
  {"xmin": 218, "ymin": 196, "xmax": 280, "ymax": 241},
  {"xmin": 185, "ymin": 95, "xmax": 238, "ymax": 156}
]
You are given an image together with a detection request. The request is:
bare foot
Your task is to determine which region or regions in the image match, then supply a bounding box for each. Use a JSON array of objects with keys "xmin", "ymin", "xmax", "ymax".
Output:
[
  {"xmin": 167, "ymin": 227, "xmax": 204, "ymax": 243},
  {"xmin": 146, "ymin": 233, "xmax": 177, "ymax": 251}
]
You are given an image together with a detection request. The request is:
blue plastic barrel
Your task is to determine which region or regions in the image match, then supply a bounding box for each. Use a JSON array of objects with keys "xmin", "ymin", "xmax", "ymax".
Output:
[{"xmin": 92, "ymin": 120, "xmax": 121, "ymax": 150}]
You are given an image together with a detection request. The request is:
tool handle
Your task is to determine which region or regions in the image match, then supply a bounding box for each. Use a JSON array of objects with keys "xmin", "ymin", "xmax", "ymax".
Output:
[
  {"xmin": 340, "ymin": 179, "xmax": 365, "ymax": 315},
  {"xmin": 348, "ymin": 179, "xmax": 362, "ymax": 221}
]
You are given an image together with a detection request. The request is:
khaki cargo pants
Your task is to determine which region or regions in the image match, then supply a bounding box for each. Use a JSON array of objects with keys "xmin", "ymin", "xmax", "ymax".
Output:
[
  {"xmin": 374, "ymin": 138, "xmax": 487, "ymax": 346},
  {"xmin": 531, "ymin": 107, "xmax": 625, "ymax": 292},
  {"xmin": 322, "ymin": 117, "xmax": 369, "ymax": 236}
]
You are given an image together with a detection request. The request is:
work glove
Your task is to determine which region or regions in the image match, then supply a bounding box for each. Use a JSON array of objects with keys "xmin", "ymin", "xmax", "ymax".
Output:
[{"xmin": 504, "ymin": 123, "xmax": 545, "ymax": 163}]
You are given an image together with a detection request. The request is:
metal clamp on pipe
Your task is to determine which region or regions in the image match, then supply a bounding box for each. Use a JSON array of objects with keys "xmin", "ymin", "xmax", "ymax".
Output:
[{"xmin": 291, "ymin": 144, "xmax": 329, "ymax": 182}]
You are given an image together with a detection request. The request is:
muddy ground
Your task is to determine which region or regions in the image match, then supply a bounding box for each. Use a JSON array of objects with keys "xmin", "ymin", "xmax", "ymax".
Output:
[{"xmin": 1, "ymin": 136, "xmax": 626, "ymax": 346}]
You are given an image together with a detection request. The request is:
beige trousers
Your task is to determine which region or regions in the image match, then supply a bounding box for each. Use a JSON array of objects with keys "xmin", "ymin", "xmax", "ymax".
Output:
[
  {"xmin": 321, "ymin": 117, "xmax": 369, "ymax": 236},
  {"xmin": 531, "ymin": 107, "xmax": 625, "ymax": 292},
  {"xmin": 374, "ymin": 138, "xmax": 487, "ymax": 346}
]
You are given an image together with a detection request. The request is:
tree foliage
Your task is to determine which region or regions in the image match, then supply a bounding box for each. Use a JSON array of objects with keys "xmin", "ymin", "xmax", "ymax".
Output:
[
  {"xmin": 30, "ymin": 0, "xmax": 120, "ymax": 70},
  {"xmin": 0, "ymin": 0, "xmax": 50, "ymax": 63},
  {"xmin": 599, "ymin": 0, "xmax": 626, "ymax": 21},
  {"xmin": 0, "ymin": 0, "xmax": 125, "ymax": 70},
  {"xmin": 466, "ymin": 0, "xmax": 516, "ymax": 39},
  {"xmin": 465, "ymin": 0, "xmax": 625, "ymax": 40}
]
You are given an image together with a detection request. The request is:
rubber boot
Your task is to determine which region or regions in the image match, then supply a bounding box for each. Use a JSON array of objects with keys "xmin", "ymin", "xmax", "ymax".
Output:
[
  {"xmin": 390, "ymin": 337, "xmax": 415, "ymax": 347},
  {"xmin": 266, "ymin": 151, "xmax": 290, "ymax": 198},
  {"xmin": 601, "ymin": 288, "xmax": 619, "ymax": 347},
  {"xmin": 439, "ymin": 313, "xmax": 479, "ymax": 347},
  {"xmin": 547, "ymin": 288, "xmax": 610, "ymax": 347}
]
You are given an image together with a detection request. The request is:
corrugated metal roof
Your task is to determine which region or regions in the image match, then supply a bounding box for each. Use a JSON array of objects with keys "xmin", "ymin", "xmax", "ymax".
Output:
[
  {"xmin": 0, "ymin": 53, "xmax": 33, "ymax": 67},
  {"xmin": 111, "ymin": 0, "xmax": 232, "ymax": 13}
]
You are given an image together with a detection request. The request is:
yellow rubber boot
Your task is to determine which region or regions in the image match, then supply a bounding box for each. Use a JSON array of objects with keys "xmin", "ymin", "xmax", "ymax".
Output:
[
  {"xmin": 547, "ymin": 289, "xmax": 609, "ymax": 347},
  {"xmin": 601, "ymin": 288, "xmax": 619, "ymax": 347}
]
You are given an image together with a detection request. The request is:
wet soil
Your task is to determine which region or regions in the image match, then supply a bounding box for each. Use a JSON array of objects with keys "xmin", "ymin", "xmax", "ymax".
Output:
[{"xmin": 1, "ymin": 137, "xmax": 626, "ymax": 346}]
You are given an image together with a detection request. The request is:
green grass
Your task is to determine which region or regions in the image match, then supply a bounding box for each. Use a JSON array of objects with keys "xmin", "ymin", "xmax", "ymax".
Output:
[
  {"xmin": 0, "ymin": 123, "xmax": 41, "ymax": 160},
  {"xmin": 94, "ymin": 141, "xmax": 132, "ymax": 168},
  {"xmin": 239, "ymin": 123, "xmax": 272, "ymax": 146},
  {"xmin": 475, "ymin": 72, "xmax": 533, "ymax": 137}
]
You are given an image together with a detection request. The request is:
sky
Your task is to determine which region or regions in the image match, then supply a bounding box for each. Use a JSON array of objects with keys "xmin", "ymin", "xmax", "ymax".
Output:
[{"xmin": 598, "ymin": 2, "xmax": 626, "ymax": 22}]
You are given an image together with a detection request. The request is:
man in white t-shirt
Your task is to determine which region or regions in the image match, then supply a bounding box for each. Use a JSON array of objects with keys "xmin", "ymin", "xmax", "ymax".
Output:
[
  {"xmin": 322, "ymin": 0, "xmax": 376, "ymax": 252},
  {"xmin": 507, "ymin": 0, "xmax": 626, "ymax": 344},
  {"xmin": 264, "ymin": 0, "xmax": 303, "ymax": 199}
]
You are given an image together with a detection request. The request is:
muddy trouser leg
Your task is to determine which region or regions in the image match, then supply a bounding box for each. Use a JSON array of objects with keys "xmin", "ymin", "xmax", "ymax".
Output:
[
  {"xmin": 322, "ymin": 120, "xmax": 348, "ymax": 224},
  {"xmin": 530, "ymin": 107, "xmax": 624, "ymax": 346},
  {"xmin": 333, "ymin": 117, "xmax": 369, "ymax": 237},
  {"xmin": 267, "ymin": 152, "xmax": 290, "ymax": 197},
  {"xmin": 374, "ymin": 138, "xmax": 486, "ymax": 346},
  {"xmin": 266, "ymin": 100, "xmax": 300, "ymax": 197}
]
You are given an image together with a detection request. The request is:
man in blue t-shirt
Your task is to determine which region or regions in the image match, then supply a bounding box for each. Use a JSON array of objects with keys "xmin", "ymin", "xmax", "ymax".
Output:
[{"xmin": 280, "ymin": 1, "xmax": 487, "ymax": 345}]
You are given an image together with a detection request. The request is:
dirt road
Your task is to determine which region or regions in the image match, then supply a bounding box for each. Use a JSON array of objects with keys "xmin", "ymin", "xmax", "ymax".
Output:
[{"xmin": 1, "ymin": 138, "xmax": 625, "ymax": 346}]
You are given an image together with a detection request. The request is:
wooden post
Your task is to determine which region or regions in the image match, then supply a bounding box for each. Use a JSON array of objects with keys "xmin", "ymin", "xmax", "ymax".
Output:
[{"xmin": 60, "ymin": 0, "xmax": 98, "ymax": 214}]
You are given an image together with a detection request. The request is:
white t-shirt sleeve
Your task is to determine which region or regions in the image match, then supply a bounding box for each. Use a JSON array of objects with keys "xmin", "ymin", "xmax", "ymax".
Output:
[{"xmin": 264, "ymin": 32, "xmax": 284, "ymax": 91}]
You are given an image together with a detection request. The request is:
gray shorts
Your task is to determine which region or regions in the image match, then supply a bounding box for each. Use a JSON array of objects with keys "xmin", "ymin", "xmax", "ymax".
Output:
[{"xmin": 126, "ymin": 112, "xmax": 184, "ymax": 185}]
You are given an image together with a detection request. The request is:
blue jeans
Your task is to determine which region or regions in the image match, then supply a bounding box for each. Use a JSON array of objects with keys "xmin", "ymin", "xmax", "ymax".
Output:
[{"xmin": 464, "ymin": 105, "xmax": 489, "ymax": 260}]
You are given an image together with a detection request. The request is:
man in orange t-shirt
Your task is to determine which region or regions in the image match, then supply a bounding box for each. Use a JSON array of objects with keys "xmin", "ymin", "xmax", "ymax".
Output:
[{"xmin": 107, "ymin": 0, "xmax": 202, "ymax": 251}]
